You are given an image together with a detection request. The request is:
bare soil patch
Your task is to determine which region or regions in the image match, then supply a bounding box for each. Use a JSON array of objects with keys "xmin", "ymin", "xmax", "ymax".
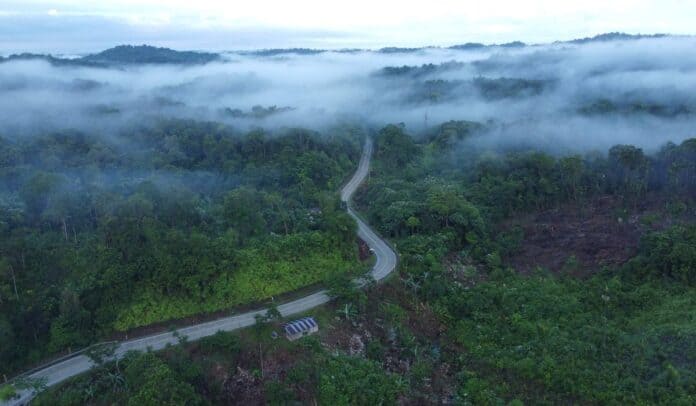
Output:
[{"xmin": 501, "ymin": 194, "xmax": 692, "ymax": 276}]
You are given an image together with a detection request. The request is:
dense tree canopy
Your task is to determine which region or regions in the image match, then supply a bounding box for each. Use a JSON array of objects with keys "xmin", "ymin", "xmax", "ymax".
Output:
[
  {"xmin": 0, "ymin": 120, "xmax": 364, "ymax": 375},
  {"xmin": 22, "ymin": 122, "xmax": 696, "ymax": 405},
  {"xmin": 352, "ymin": 124, "xmax": 696, "ymax": 404}
]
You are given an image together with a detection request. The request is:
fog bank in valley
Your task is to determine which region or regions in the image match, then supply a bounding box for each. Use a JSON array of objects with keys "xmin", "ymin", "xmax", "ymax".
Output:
[{"xmin": 1, "ymin": 36, "xmax": 696, "ymax": 153}]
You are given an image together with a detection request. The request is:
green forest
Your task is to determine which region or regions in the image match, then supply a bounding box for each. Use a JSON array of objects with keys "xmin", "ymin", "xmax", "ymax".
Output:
[
  {"xmin": 22, "ymin": 121, "xmax": 695, "ymax": 405},
  {"xmin": 3, "ymin": 19, "xmax": 696, "ymax": 406},
  {"xmin": 353, "ymin": 124, "xmax": 695, "ymax": 403},
  {"xmin": 0, "ymin": 121, "xmax": 364, "ymax": 375}
]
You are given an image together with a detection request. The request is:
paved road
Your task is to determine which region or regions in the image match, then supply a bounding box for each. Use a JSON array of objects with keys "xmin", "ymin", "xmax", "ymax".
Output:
[{"xmin": 4, "ymin": 137, "xmax": 397, "ymax": 405}]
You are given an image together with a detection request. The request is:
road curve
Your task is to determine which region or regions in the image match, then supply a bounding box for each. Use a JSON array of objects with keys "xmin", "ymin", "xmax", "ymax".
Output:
[{"xmin": 4, "ymin": 137, "xmax": 397, "ymax": 405}]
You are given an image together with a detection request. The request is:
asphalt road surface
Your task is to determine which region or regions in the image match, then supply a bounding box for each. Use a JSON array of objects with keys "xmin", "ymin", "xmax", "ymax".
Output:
[{"xmin": 4, "ymin": 137, "xmax": 397, "ymax": 405}]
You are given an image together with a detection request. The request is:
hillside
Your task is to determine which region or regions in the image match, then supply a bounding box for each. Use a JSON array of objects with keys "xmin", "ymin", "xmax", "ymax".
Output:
[
  {"xmin": 21, "ymin": 124, "xmax": 696, "ymax": 405},
  {"xmin": 81, "ymin": 45, "xmax": 220, "ymax": 65}
]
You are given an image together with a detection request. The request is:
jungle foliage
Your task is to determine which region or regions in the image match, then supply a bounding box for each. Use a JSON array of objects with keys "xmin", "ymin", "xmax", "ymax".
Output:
[
  {"xmin": 352, "ymin": 124, "xmax": 696, "ymax": 404},
  {"xmin": 10, "ymin": 122, "xmax": 696, "ymax": 404},
  {"xmin": 0, "ymin": 120, "xmax": 363, "ymax": 374}
]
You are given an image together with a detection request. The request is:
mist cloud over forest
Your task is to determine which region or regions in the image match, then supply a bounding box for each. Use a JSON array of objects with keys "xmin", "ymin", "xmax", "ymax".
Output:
[
  {"xmin": 2, "ymin": 35, "xmax": 696, "ymax": 152},
  {"xmin": 3, "ymin": 22, "xmax": 696, "ymax": 402}
]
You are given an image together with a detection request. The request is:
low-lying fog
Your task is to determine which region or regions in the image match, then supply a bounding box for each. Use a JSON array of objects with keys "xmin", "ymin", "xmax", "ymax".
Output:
[{"xmin": 2, "ymin": 36, "xmax": 696, "ymax": 152}]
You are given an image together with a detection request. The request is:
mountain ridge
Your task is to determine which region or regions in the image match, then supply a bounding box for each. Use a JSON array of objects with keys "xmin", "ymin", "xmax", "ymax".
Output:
[{"xmin": 0, "ymin": 33, "xmax": 683, "ymax": 66}]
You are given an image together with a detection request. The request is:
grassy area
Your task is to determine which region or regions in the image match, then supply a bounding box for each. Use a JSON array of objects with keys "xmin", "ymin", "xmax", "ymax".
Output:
[{"xmin": 114, "ymin": 247, "xmax": 358, "ymax": 330}]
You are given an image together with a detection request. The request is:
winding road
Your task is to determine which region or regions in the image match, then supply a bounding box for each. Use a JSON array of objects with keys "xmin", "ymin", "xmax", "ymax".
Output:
[{"xmin": 4, "ymin": 138, "xmax": 397, "ymax": 405}]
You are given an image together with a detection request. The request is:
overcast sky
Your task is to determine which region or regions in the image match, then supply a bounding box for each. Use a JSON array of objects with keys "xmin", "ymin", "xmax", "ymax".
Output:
[{"xmin": 1, "ymin": 0, "xmax": 695, "ymax": 53}]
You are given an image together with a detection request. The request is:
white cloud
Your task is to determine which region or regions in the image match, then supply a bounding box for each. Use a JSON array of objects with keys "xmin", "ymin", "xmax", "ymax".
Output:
[
  {"xmin": 0, "ymin": 0, "xmax": 695, "ymax": 51},
  {"xmin": 2, "ymin": 36, "xmax": 696, "ymax": 153}
]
